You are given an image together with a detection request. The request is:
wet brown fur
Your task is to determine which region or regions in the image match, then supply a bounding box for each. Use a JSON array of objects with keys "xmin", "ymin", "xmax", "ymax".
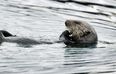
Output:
[{"xmin": 65, "ymin": 20, "xmax": 97, "ymax": 43}]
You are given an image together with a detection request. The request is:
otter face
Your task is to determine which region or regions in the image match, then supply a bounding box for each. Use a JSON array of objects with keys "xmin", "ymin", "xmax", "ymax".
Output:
[{"xmin": 65, "ymin": 20, "xmax": 91, "ymax": 39}]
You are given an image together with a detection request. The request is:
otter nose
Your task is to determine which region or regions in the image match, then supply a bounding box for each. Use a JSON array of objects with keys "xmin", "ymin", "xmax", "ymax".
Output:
[{"xmin": 65, "ymin": 20, "xmax": 71, "ymax": 27}]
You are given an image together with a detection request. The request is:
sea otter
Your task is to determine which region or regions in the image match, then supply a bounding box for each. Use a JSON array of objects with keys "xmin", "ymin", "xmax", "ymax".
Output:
[
  {"xmin": 0, "ymin": 30, "xmax": 52, "ymax": 45},
  {"xmin": 59, "ymin": 20, "xmax": 98, "ymax": 47}
]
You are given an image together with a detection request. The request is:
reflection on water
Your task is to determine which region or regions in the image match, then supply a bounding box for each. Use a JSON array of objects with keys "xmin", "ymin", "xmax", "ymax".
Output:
[
  {"xmin": 0, "ymin": 0, "xmax": 116, "ymax": 74},
  {"xmin": 64, "ymin": 48, "xmax": 116, "ymax": 74}
]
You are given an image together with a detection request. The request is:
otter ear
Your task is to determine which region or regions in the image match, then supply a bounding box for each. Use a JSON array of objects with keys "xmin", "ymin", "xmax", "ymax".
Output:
[
  {"xmin": 85, "ymin": 31, "xmax": 90, "ymax": 35},
  {"xmin": 80, "ymin": 31, "xmax": 90, "ymax": 37}
]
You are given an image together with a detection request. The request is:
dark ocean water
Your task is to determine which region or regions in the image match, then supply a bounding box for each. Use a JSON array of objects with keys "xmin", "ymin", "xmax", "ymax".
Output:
[{"xmin": 0, "ymin": 0, "xmax": 116, "ymax": 74}]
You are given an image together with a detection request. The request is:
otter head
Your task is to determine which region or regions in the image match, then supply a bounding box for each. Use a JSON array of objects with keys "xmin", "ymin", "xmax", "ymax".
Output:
[
  {"xmin": 65, "ymin": 20, "xmax": 91, "ymax": 38},
  {"xmin": 65, "ymin": 20, "xmax": 98, "ymax": 44}
]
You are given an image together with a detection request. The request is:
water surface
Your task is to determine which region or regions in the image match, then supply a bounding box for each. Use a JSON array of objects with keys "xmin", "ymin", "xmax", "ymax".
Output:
[{"xmin": 0, "ymin": 0, "xmax": 116, "ymax": 74}]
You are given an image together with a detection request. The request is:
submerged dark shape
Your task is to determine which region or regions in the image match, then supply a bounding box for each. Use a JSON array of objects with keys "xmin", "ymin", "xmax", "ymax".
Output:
[
  {"xmin": 59, "ymin": 20, "xmax": 98, "ymax": 47},
  {"xmin": 0, "ymin": 30, "xmax": 16, "ymax": 37},
  {"xmin": 0, "ymin": 30, "xmax": 53, "ymax": 46}
]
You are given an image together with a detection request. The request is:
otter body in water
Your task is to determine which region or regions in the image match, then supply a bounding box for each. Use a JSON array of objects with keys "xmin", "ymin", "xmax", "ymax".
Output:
[
  {"xmin": 60, "ymin": 20, "xmax": 98, "ymax": 47},
  {"xmin": 0, "ymin": 30, "xmax": 52, "ymax": 45}
]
